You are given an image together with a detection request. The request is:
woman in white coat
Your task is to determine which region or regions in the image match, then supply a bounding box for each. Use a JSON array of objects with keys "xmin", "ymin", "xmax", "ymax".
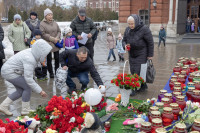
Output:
[{"xmin": 0, "ymin": 39, "xmax": 52, "ymax": 115}]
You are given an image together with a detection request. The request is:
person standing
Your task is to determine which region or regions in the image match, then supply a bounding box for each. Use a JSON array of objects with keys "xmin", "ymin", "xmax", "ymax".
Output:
[
  {"xmin": 123, "ymin": 15, "xmax": 154, "ymax": 96},
  {"xmin": 116, "ymin": 33, "xmax": 125, "ymax": 61},
  {"xmin": 70, "ymin": 8, "xmax": 96, "ymax": 60},
  {"xmin": 107, "ymin": 28, "xmax": 116, "ymax": 61},
  {"xmin": 158, "ymin": 26, "xmax": 166, "ymax": 47},
  {"xmin": 8, "ymin": 14, "xmax": 31, "ymax": 54},
  {"xmin": 25, "ymin": 12, "xmax": 40, "ymax": 41},
  {"xmin": 186, "ymin": 16, "xmax": 191, "ymax": 33},
  {"xmin": 92, "ymin": 29, "xmax": 99, "ymax": 46},
  {"xmin": 0, "ymin": 23, "xmax": 5, "ymax": 71},
  {"xmin": 40, "ymin": 8, "xmax": 61, "ymax": 78},
  {"xmin": 0, "ymin": 39, "xmax": 51, "ymax": 116}
]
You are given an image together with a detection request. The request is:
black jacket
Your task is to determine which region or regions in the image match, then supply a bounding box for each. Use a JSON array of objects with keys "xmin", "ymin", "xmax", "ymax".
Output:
[
  {"xmin": 59, "ymin": 49, "xmax": 103, "ymax": 86},
  {"xmin": 0, "ymin": 24, "xmax": 5, "ymax": 59},
  {"xmin": 25, "ymin": 18, "xmax": 40, "ymax": 38},
  {"xmin": 123, "ymin": 15, "xmax": 154, "ymax": 64},
  {"xmin": 70, "ymin": 16, "xmax": 96, "ymax": 43}
]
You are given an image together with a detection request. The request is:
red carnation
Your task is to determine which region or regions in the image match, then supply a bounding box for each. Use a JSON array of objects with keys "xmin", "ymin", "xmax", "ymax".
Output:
[
  {"xmin": 135, "ymin": 78, "xmax": 139, "ymax": 81},
  {"xmin": 120, "ymin": 81, "xmax": 125, "ymax": 85},
  {"xmin": 111, "ymin": 79, "xmax": 114, "ymax": 83},
  {"xmin": 117, "ymin": 76, "xmax": 122, "ymax": 81},
  {"xmin": 125, "ymin": 81, "xmax": 130, "ymax": 85}
]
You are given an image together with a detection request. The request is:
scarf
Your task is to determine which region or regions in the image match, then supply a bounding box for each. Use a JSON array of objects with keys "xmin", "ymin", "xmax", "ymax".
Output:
[{"xmin": 30, "ymin": 18, "xmax": 39, "ymax": 27}]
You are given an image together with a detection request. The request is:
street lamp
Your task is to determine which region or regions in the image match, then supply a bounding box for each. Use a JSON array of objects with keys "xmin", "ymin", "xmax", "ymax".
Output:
[{"xmin": 152, "ymin": 0, "xmax": 157, "ymax": 9}]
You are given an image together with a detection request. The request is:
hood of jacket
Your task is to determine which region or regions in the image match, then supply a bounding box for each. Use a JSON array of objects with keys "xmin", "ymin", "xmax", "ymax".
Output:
[
  {"xmin": 31, "ymin": 39, "xmax": 52, "ymax": 62},
  {"xmin": 130, "ymin": 14, "xmax": 144, "ymax": 31},
  {"xmin": 13, "ymin": 20, "xmax": 23, "ymax": 27}
]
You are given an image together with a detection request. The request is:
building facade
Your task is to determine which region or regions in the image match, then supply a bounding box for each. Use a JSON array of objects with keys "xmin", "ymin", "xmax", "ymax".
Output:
[
  {"xmin": 86, "ymin": 0, "xmax": 119, "ymax": 13},
  {"xmin": 119, "ymin": 0, "xmax": 195, "ymax": 37}
]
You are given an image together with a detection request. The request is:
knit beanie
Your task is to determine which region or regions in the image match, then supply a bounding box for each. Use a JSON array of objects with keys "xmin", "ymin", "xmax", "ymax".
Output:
[
  {"xmin": 34, "ymin": 29, "xmax": 42, "ymax": 36},
  {"xmin": 44, "ymin": 8, "xmax": 53, "ymax": 17},
  {"xmin": 30, "ymin": 12, "xmax": 37, "ymax": 18},
  {"xmin": 107, "ymin": 28, "xmax": 112, "ymax": 32},
  {"xmin": 64, "ymin": 26, "xmax": 72, "ymax": 35},
  {"xmin": 14, "ymin": 14, "xmax": 21, "ymax": 20}
]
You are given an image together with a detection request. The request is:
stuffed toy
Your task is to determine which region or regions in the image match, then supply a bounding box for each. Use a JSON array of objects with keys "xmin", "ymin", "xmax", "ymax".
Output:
[
  {"xmin": 23, "ymin": 116, "xmax": 42, "ymax": 133},
  {"xmin": 81, "ymin": 112, "xmax": 103, "ymax": 133},
  {"xmin": 99, "ymin": 85, "xmax": 106, "ymax": 96},
  {"xmin": 115, "ymin": 94, "xmax": 121, "ymax": 102}
]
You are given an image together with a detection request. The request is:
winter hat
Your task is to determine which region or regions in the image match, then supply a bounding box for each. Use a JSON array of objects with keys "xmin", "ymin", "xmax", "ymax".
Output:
[
  {"xmin": 78, "ymin": 8, "xmax": 86, "ymax": 16},
  {"xmin": 108, "ymin": 28, "xmax": 112, "ymax": 32},
  {"xmin": 34, "ymin": 29, "xmax": 42, "ymax": 36},
  {"xmin": 64, "ymin": 26, "xmax": 72, "ymax": 35},
  {"xmin": 44, "ymin": 8, "xmax": 53, "ymax": 17},
  {"xmin": 30, "ymin": 12, "xmax": 37, "ymax": 18},
  {"xmin": 14, "ymin": 14, "xmax": 21, "ymax": 20}
]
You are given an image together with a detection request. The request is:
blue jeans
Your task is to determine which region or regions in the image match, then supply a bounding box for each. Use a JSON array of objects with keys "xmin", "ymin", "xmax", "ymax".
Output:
[
  {"xmin": 107, "ymin": 49, "xmax": 116, "ymax": 60},
  {"xmin": 186, "ymin": 25, "xmax": 190, "ymax": 33},
  {"xmin": 66, "ymin": 70, "xmax": 89, "ymax": 91}
]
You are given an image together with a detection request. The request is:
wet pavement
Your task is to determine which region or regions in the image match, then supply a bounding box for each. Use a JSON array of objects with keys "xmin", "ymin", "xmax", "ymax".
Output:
[{"xmin": 1, "ymin": 24, "xmax": 200, "ymax": 120}]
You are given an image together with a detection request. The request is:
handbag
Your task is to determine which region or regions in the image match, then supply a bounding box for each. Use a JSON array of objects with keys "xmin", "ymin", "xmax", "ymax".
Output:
[
  {"xmin": 146, "ymin": 59, "xmax": 156, "ymax": 83},
  {"xmin": 22, "ymin": 25, "xmax": 31, "ymax": 46}
]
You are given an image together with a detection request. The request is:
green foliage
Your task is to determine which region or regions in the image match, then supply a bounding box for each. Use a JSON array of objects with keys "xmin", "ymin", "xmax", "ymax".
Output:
[{"xmin": 8, "ymin": 5, "xmax": 17, "ymax": 23}]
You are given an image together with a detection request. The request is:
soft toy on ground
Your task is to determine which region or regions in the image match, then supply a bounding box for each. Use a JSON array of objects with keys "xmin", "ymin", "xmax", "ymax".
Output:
[
  {"xmin": 24, "ymin": 116, "xmax": 42, "ymax": 133},
  {"xmin": 81, "ymin": 112, "xmax": 103, "ymax": 133},
  {"xmin": 123, "ymin": 118, "xmax": 145, "ymax": 128}
]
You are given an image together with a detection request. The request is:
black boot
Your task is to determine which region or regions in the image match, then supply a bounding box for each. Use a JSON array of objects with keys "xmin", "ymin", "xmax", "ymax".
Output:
[
  {"xmin": 119, "ymin": 56, "xmax": 121, "ymax": 61},
  {"xmin": 113, "ymin": 56, "xmax": 116, "ymax": 61},
  {"xmin": 138, "ymin": 83, "xmax": 148, "ymax": 92},
  {"xmin": 50, "ymin": 73, "xmax": 54, "ymax": 78}
]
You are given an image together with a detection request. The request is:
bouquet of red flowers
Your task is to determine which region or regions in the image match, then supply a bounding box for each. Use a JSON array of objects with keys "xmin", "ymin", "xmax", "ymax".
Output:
[{"xmin": 111, "ymin": 73, "xmax": 144, "ymax": 90}]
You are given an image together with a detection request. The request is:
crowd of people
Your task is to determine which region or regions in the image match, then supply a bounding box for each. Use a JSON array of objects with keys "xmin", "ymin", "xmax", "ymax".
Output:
[{"xmin": 0, "ymin": 8, "xmax": 154, "ymax": 116}]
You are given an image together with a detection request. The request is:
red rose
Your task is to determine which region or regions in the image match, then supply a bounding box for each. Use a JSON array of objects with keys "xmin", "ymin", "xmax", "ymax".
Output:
[
  {"xmin": 136, "ymin": 82, "xmax": 140, "ymax": 87},
  {"xmin": 111, "ymin": 79, "xmax": 114, "ymax": 83},
  {"xmin": 45, "ymin": 115, "xmax": 50, "ymax": 119},
  {"xmin": 117, "ymin": 76, "xmax": 122, "ymax": 81},
  {"xmin": 103, "ymin": 102, "xmax": 107, "ymax": 107},
  {"xmin": 131, "ymin": 78, "xmax": 134, "ymax": 82},
  {"xmin": 125, "ymin": 81, "xmax": 130, "ymax": 85},
  {"xmin": 120, "ymin": 81, "xmax": 125, "ymax": 85},
  {"xmin": 132, "ymin": 84, "xmax": 136, "ymax": 87},
  {"xmin": 125, "ymin": 77, "xmax": 130, "ymax": 80},
  {"xmin": 135, "ymin": 78, "xmax": 139, "ymax": 81}
]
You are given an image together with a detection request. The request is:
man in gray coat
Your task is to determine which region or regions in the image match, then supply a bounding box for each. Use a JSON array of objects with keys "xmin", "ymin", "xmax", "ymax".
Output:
[
  {"xmin": 70, "ymin": 8, "xmax": 96, "ymax": 60},
  {"xmin": 0, "ymin": 39, "xmax": 51, "ymax": 116}
]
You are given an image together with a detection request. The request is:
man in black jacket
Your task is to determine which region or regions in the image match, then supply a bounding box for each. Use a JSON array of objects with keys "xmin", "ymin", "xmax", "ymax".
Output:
[
  {"xmin": 0, "ymin": 24, "xmax": 5, "ymax": 71},
  {"xmin": 60, "ymin": 46, "xmax": 103, "ymax": 94},
  {"xmin": 70, "ymin": 8, "xmax": 96, "ymax": 60}
]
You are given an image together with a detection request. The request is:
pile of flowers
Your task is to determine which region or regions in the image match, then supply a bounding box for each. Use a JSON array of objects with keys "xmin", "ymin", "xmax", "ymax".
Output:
[
  {"xmin": 93, "ymin": 97, "xmax": 107, "ymax": 111},
  {"xmin": 111, "ymin": 73, "xmax": 144, "ymax": 90},
  {"xmin": 0, "ymin": 119, "xmax": 28, "ymax": 133}
]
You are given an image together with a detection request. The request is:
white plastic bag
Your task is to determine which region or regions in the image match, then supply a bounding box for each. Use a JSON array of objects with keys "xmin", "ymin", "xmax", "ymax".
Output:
[{"xmin": 140, "ymin": 63, "xmax": 147, "ymax": 82}]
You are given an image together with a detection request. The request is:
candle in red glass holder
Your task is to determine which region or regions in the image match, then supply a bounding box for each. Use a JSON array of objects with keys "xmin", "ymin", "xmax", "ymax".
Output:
[
  {"xmin": 140, "ymin": 122, "xmax": 152, "ymax": 133},
  {"xmin": 172, "ymin": 92, "xmax": 182, "ymax": 102},
  {"xmin": 186, "ymin": 87, "xmax": 195, "ymax": 100},
  {"xmin": 180, "ymin": 71, "xmax": 187, "ymax": 79},
  {"xmin": 176, "ymin": 96, "xmax": 186, "ymax": 111},
  {"xmin": 178, "ymin": 57, "xmax": 185, "ymax": 62},
  {"xmin": 182, "ymin": 66, "xmax": 190, "ymax": 75},
  {"xmin": 194, "ymin": 81, "xmax": 200, "ymax": 90},
  {"xmin": 189, "ymin": 57, "xmax": 197, "ymax": 64},
  {"xmin": 190, "ymin": 64, "xmax": 197, "ymax": 73},
  {"xmin": 185, "ymin": 58, "xmax": 190, "ymax": 65},
  {"xmin": 191, "ymin": 90, "xmax": 200, "ymax": 103},
  {"xmin": 161, "ymin": 107, "xmax": 174, "ymax": 126},
  {"xmin": 104, "ymin": 121, "xmax": 111, "ymax": 132},
  {"xmin": 158, "ymin": 90, "xmax": 167, "ymax": 102},
  {"xmin": 151, "ymin": 118, "xmax": 163, "ymax": 133},
  {"xmin": 193, "ymin": 75, "xmax": 200, "ymax": 82},
  {"xmin": 174, "ymin": 72, "xmax": 180, "ymax": 77},
  {"xmin": 148, "ymin": 106, "xmax": 159, "ymax": 119},
  {"xmin": 170, "ymin": 78, "xmax": 177, "ymax": 90},
  {"xmin": 149, "ymin": 111, "xmax": 161, "ymax": 123},
  {"xmin": 173, "ymin": 66, "xmax": 182, "ymax": 73},
  {"xmin": 182, "ymin": 59, "xmax": 187, "ymax": 65},
  {"xmin": 155, "ymin": 102, "xmax": 164, "ymax": 113},
  {"xmin": 177, "ymin": 75, "xmax": 186, "ymax": 84},
  {"xmin": 174, "ymin": 87, "xmax": 182, "ymax": 93},
  {"xmin": 161, "ymin": 98, "xmax": 170, "ymax": 107},
  {"xmin": 173, "ymin": 123, "xmax": 187, "ymax": 133},
  {"xmin": 170, "ymin": 103, "xmax": 180, "ymax": 120},
  {"xmin": 164, "ymin": 93, "xmax": 173, "ymax": 104},
  {"xmin": 190, "ymin": 131, "xmax": 200, "ymax": 133},
  {"xmin": 191, "ymin": 119, "xmax": 200, "ymax": 132},
  {"xmin": 187, "ymin": 82, "xmax": 195, "ymax": 87},
  {"xmin": 188, "ymin": 73, "xmax": 195, "ymax": 82},
  {"xmin": 172, "ymin": 82, "xmax": 182, "ymax": 91},
  {"xmin": 155, "ymin": 128, "xmax": 167, "ymax": 133}
]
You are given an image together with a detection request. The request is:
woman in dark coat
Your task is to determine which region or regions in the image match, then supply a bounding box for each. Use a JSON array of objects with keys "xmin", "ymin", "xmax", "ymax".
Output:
[
  {"xmin": 123, "ymin": 14, "xmax": 154, "ymax": 95},
  {"xmin": 0, "ymin": 24, "xmax": 5, "ymax": 71}
]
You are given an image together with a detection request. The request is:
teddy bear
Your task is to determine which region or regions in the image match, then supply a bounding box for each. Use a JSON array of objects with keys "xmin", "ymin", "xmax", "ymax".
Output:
[
  {"xmin": 24, "ymin": 116, "xmax": 42, "ymax": 133},
  {"xmin": 81, "ymin": 112, "xmax": 103, "ymax": 133}
]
